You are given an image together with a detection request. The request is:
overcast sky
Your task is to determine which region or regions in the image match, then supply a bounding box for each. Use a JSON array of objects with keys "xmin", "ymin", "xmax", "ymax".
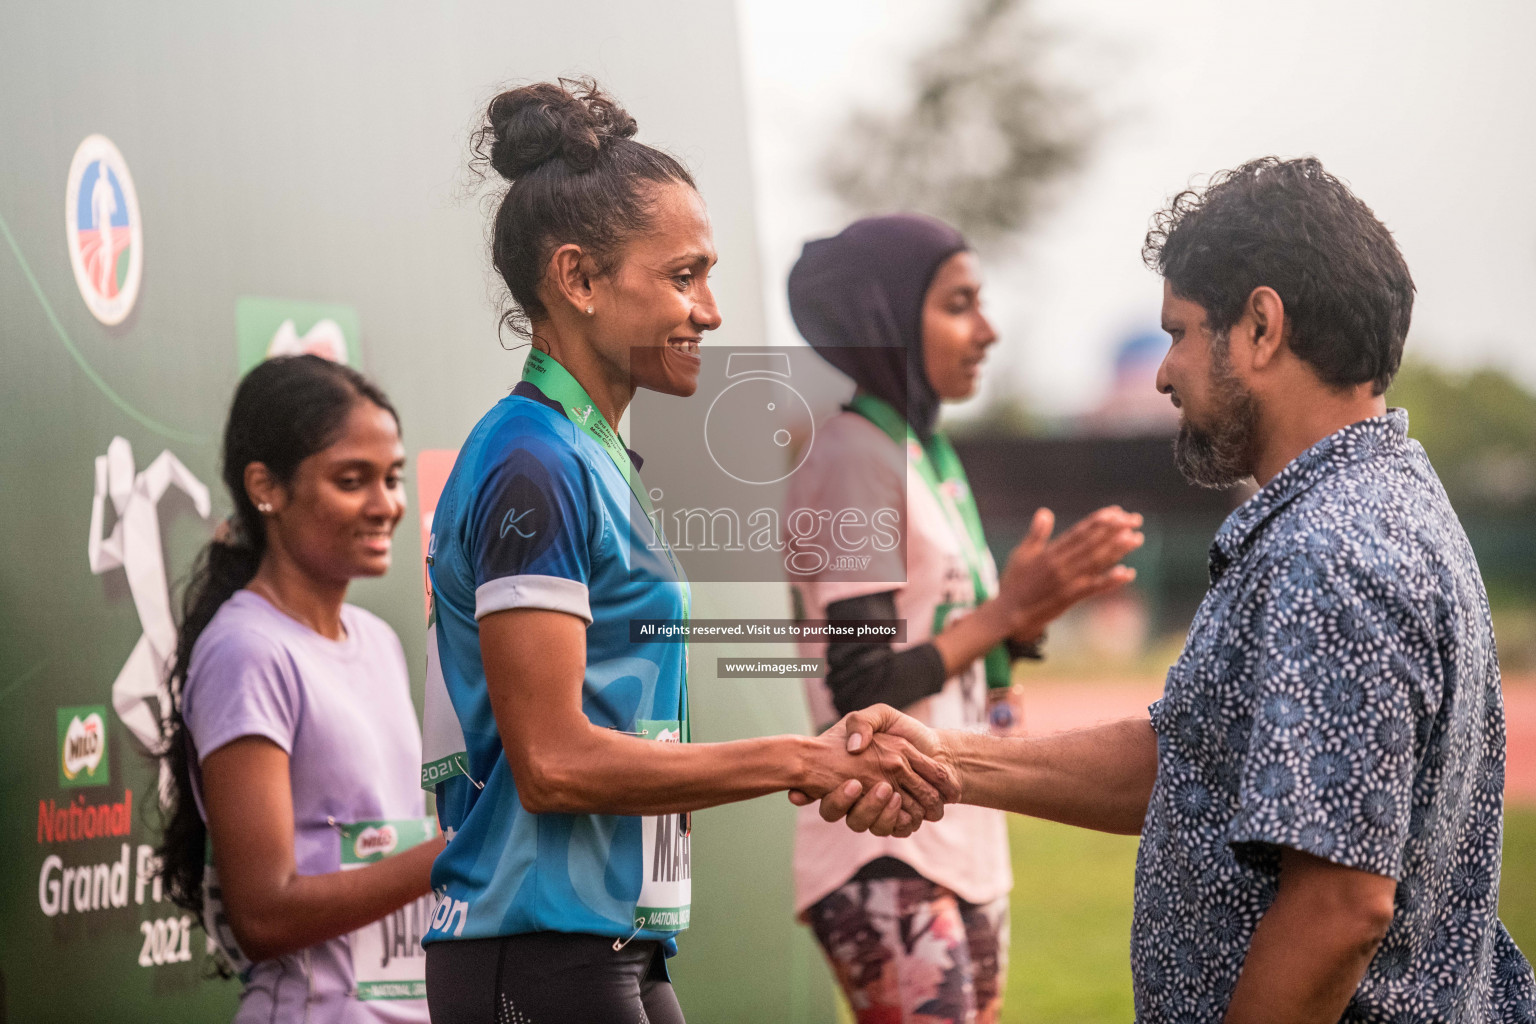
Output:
[{"xmin": 737, "ymin": 0, "xmax": 1536, "ymax": 418}]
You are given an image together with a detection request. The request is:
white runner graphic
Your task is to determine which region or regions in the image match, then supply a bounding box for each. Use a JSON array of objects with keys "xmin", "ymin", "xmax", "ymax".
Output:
[{"xmin": 87, "ymin": 436, "xmax": 211, "ymax": 805}]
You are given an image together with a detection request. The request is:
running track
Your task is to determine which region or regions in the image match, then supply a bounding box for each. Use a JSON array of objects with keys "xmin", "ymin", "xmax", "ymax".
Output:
[{"xmin": 1020, "ymin": 675, "xmax": 1536, "ymax": 806}]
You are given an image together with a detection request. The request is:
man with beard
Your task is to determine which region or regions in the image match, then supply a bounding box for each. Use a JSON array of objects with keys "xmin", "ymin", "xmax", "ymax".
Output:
[{"xmin": 802, "ymin": 157, "xmax": 1535, "ymax": 1022}]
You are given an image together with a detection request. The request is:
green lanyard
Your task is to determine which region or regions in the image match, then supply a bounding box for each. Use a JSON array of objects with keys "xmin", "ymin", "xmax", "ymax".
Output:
[
  {"xmin": 521, "ymin": 349, "xmax": 692, "ymax": 739},
  {"xmin": 847, "ymin": 393, "xmax": 1011, "ymax": 689}
]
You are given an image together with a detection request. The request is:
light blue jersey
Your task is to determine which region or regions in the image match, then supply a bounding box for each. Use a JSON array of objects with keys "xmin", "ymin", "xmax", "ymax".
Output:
[{"xmin": 421, "ymin": 380, "xmax": 689, "ymax": 950}]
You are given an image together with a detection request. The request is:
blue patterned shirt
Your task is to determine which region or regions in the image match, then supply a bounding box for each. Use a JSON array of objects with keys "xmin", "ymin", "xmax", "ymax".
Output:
[{"xmin": 1132, "ymin": 410, "xmax": 1534, "ymax": 1022}]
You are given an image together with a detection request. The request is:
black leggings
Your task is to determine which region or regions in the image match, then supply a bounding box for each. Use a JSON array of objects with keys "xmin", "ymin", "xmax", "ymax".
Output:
[{"xmin": 425, "ymin": 931, "xmax": 686, "ymax": 1024}]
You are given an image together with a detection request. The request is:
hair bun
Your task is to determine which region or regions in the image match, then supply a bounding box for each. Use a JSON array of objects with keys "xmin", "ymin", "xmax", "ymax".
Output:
[{"xmin": 483, "ymin": 77, "xmax": 638, "ymax": 180}]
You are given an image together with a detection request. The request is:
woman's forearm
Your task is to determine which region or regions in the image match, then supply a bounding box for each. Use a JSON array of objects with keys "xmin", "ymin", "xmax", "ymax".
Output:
[
  {"xmin": 942, "ymin": 717, "xmax": 1157, "ymax": 834},
  {"xmin": 513, "ymin": 729, "xmax": 818, "ymax": 816},
  {"xmin": 204, "ymin": 738, "xmax": 447, "ymax": 964},
  {"xmin": 227, "ymin": 832, "xmax": 444, "ymax": 963},
  {"xmin": 483, "ymin": 608, "xmax": 946, "ymax": 821},
  {"xmin": 823, "ymin": 591, "xmax": 947, "ymax": 715},
  {"xmin": 930, "ymin": 598, "xmax": 1016, "ymax": 676}
]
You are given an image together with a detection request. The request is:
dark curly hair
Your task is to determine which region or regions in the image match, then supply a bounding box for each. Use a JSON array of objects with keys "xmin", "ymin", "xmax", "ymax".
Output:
[
  {"xmin": 471, "ymin": 77, "xmax": 696, "ymax": 339},
  {"xmin": 1143, "ymin": 156, "xmax": 1415, "ymax": 395}
]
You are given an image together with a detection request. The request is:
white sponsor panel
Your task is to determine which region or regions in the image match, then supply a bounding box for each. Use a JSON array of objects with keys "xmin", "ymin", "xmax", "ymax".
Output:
[
  {"xmin": 339, "ymin": 818, "xmax": 437, "ymax": 1001},
  {"xmin": 635, "ymin": 720, "xmax": 691, "ymax": 932}
]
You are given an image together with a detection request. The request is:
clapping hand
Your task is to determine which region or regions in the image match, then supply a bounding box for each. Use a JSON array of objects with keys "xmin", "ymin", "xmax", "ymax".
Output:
[
  {"xmin": 998, "ymin": 506, "xmax": 1144, "ymax": 642},
  {"xmin": 788, "ymin": 705, "xmax": 959, "ymax": 838}
]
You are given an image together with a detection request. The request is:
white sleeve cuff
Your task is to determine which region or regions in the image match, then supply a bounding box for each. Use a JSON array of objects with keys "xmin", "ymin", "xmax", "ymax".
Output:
[{"xmin": 475, "ymin": 575, "xmax": 592, "ymax": 624}]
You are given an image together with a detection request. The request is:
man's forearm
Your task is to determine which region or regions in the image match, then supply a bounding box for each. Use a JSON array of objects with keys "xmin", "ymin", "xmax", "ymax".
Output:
[
  {"xmin": 1225, "ymin": 905, "xmax": 1381, "ymax": 1024},
  {"xmin": 940, "ymin": 717, "xmax": 1157, "ymax": 834},
  {"xmin": 1223, "ymin": 849, "xmax": 1395, "ymax": 1023}
]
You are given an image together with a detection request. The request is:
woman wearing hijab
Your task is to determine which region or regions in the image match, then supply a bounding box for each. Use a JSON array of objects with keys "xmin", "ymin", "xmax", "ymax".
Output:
[{"xmin": 784, "ymin": 213, "xmax": 1143, "ymax": 1023}]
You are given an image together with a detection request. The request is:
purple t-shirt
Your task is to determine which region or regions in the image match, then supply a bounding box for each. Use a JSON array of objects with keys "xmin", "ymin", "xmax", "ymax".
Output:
[{"xmin": 183, "ymin": 590, "xmax": 428, "ymax": 1024}]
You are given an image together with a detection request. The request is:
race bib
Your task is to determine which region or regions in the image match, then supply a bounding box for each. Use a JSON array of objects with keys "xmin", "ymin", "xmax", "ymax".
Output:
[
  {"xmin": 635, "ymin": 720, "xmax": 690, "ymax": 933},
  {"xmin": 420, "ymin": 611, "xmax": 470, "ymax": 791},
  {"xmin": 338, "ymin": 818, "xmax": 438, "ymax": 1001}
]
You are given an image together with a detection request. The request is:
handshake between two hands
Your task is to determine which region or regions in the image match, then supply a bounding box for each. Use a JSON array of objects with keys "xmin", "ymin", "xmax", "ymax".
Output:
[
  {"xmin": 787, "ymin": 704, "xmax": 959, "ymax": 839},
  {"xmin": 784, "ymin": 504, "xmax": 1147, "ymax": 837}
]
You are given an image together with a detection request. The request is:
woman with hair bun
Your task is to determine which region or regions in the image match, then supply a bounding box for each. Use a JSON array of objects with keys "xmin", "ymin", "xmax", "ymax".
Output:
[
  {"xmin": 158, "ymin": 355, "xmax": 441, "ymax": 1024},
  {"xmin": 420, "ymin": 78, "xmax": 958, "ymax": 1023}
]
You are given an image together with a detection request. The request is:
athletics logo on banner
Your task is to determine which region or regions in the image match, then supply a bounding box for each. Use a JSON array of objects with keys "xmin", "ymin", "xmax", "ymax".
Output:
[{"xmin": 65, "ymin": 135, "xmax": 143, "ymax": 326}]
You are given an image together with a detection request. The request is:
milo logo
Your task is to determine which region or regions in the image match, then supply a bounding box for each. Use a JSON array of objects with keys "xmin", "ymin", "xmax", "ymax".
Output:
[
  {"xmin": 353, "ymin": 824, "xmax": 398, "ymax": 860},
  {"xmin": 63, "ymin": 716, "xmax": 104, "ymax": 777},
  {"xmin": 57, "ymin": 706, "xmax": 108, "ymax": 789}
]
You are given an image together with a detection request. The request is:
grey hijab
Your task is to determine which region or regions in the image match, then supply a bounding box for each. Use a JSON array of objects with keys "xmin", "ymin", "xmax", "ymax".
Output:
[{"xmin": 787, "ymin": 213, "xmax": 968, "ymax": 439}]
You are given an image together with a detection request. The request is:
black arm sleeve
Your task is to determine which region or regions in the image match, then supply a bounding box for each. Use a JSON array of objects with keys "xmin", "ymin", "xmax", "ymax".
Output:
[{"xmin": 822, "ymin": 591, "xmax": 947, "ymax": 718}]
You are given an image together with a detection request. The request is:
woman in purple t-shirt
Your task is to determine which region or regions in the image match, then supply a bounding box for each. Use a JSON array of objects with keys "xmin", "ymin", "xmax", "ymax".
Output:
[{"xmin": 157, "ymin": 355, "xmax": 443, "ymax": 1024}]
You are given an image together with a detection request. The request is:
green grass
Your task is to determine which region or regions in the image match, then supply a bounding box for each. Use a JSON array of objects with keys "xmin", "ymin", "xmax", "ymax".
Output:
[
  {"xmin": 1502, "ymin": 809, "xmax": 1536, "ymax": 953},
  {"xmin": 1000, "ymin": 809, "xmax": 1536, "ymax": 1023},
  {"xmin": 1002, "ymin": 816, "xmax": 1139, "ymax": 1023}
]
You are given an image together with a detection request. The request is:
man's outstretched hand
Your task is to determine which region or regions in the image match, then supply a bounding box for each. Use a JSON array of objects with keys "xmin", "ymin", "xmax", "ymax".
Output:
[{"xmin": 789, "ymin": 705, "xmax": 959, "ymax": 838}]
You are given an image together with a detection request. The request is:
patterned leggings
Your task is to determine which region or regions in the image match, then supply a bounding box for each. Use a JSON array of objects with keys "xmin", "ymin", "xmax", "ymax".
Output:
[{"xmin": 807, "ymin": 874, "xmax": 1010, "ymax": 1024}]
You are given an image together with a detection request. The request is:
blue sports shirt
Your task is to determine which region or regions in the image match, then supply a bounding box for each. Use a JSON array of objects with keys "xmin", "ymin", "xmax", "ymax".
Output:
[{"xmin": 421, "ymin": 380, "xmax": 690, "ymax": 950}]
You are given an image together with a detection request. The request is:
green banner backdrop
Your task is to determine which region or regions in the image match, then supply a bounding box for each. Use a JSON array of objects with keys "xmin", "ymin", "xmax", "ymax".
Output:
[{"xmin": 0, "ymin": 3, "xmax": 834, "ymax": 1020}]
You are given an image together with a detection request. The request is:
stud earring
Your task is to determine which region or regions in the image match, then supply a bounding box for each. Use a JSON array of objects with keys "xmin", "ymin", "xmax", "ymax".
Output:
[
  {"xmin": 257, "ymin": 502, "xmax": 274, "ymax": 513},
  {"xmin": 585, "ymin": 305, "xmax": 594, "ymax": 316}
]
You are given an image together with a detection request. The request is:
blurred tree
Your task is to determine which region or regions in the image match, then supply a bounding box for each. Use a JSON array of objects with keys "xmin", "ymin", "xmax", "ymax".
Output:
[
  {"xmin": 1389, "ymin": 360, "xmax": 1536, "ymax": 512},
  {"xmin": 1391, "ymin": 360, "xmax": 1536, "ymax": 650},
  {"xmin": 820, "ymin": 0, "xmax": 1089, "ymax": 250}
]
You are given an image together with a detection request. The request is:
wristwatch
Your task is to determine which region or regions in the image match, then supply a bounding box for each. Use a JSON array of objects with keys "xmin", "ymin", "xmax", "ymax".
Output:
[{"xmin": 1005, "ymin": 635, "xmax": 1045, "ymax": 662}]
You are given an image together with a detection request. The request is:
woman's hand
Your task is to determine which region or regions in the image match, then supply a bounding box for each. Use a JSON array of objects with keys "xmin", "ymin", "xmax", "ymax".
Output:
[
  {"xmin": 931, "ymin": 507, "xmax": 1144, "ymax": 678},
  {"xmin": 788, "ymin": 705, "xmax": 960, "ymax": 837},
  {"xmin": 995, "ymin": 506, "xmax": 1144, "ymax": 640},
  {"xmin": 202, "ymin": 736, "xmax": 442, "ymax": 963},
  {"xmin": 483, "ymin": 608, "xmax": 958, "ymax": 819}
]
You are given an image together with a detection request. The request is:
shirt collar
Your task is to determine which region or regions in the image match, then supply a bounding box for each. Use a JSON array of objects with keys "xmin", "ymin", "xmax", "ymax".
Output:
[
  {"xmin": 1209, "ymin": 408, "xmax": 1409, "ymax": 576},
  {"xmin": 511, "ymin": 379, "xmax": 644, "ymax": 469}
]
